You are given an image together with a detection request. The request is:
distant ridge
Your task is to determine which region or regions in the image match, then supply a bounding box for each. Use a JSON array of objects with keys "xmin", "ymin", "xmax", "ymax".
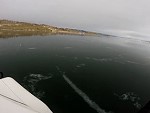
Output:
[{"xmin": 0, "ymin": 20, "xmax": 97, "ymax": 38}]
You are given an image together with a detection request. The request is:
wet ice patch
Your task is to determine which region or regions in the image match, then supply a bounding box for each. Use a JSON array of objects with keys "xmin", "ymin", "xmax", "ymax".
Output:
[
  {"xmin": 114, "ymin": 60, "xmax": 125, "ymax": 64},
  {"xmin": 60, "ymin": 55, "xmax": 66, "ymax": 58},
  {"xmin": 85, "ymin": 57, "xmax": 90, "ymax": 59},
  {"xmin": 19, "ymin": 43, "xmax": 22, "ymax": 47},
  {"xmin": 114, "ymin": 92, "xmax": 141, "ymax": 109},
  {"xmin": 23, "ymin": 74, "xmax": 53, "ymax": 99},
  {"xmin": 55, "ymin": 54, "xmax": 66, "ymax": 58}
]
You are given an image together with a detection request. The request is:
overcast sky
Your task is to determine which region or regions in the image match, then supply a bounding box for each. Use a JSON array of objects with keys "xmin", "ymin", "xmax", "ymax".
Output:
[{"xmin": 1, "ymin": 0, "xmax": 150, "ymax": 38}]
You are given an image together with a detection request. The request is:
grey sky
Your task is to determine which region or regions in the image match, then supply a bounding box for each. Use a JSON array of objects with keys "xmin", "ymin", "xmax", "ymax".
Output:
[{"xmin": 1, "ymin": 0, "xmax": 150, "ymax": 38}]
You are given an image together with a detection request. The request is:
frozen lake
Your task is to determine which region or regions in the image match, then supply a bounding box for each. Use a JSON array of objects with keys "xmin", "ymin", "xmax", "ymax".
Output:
[{"xmin": 0, "ymin": 35, "xmax": 150, "ymax": 113}]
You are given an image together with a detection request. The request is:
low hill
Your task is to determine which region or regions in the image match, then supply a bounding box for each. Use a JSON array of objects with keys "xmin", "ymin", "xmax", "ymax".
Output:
[{"xmin": 0, "ymin": 20, "xmax": 97, "ymax": 38}]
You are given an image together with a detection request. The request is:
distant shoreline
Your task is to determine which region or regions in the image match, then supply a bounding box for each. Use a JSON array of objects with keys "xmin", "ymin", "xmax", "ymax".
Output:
[{"xmin": 0, "ymin": 20, "xmax": 98, "ymax": 38}]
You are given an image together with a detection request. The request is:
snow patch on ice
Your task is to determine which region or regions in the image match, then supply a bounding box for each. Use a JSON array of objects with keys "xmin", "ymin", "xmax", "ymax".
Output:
[
  {"xmin": 126, "ymin": 60, "xmax": 141, "ymax": 65},
  {"xmin": 23, "ymin": 74, "xmax": 53, "ymax": 99},
  {"xmin": 114, "ymin": 92, "xmax": 141, "ymax": 109},
  {"xmin": 85, "ymin": 57, "xmax": 112, "ymax": 62},
  {"xmin": 28, "ymin": 48, "xmax": 36, "ymax": 50},
  {"xmin": 76, "ymin": 64, "xmax": 86, "ymax": 68},
  {"xmin": 63, "ymin": 74, "xmax": 113, "ymax": 113},
  {"xmin": 64, "ymin": 47, "xmax": 72, "ymax": 49}
]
